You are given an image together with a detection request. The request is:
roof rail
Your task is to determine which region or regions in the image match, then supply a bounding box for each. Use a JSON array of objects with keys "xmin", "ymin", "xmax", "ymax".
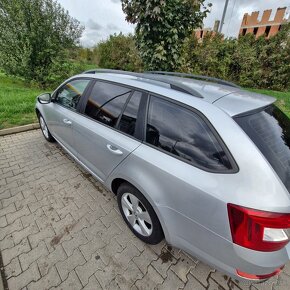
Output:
[
  {"xmin": 83, "ymin": 69, "xmax": 138, "ymax": 76},
  {"xmin": 145, "ymin": 71, "xmax": 241, "ymax": 88},
  {"xmin": 82, "ymin": 69, "xmax": 204, "ymax": 98}
]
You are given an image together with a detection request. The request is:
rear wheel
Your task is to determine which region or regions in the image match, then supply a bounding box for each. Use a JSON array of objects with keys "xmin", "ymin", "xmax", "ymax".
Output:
[
  {"xmin": 117, "ymin": 183, "xmax": 164, "ymax": 244},
  {"xmin": 38, "ymin": 114, "xmax": 54, "ymax": 142}
]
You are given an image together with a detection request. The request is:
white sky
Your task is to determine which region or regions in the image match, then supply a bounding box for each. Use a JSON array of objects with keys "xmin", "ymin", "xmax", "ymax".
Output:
[{"xmin": 56, "ymin": 0, "xmax": 290, "ymax": 47}]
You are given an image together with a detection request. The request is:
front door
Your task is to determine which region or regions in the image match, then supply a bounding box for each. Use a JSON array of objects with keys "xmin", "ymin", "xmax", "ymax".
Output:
[{"xmin": 44, "ymin": 78, "xmax": 91, "ymax": 155}]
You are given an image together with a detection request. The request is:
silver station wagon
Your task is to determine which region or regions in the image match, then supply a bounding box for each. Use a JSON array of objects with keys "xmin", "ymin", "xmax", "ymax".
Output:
[{"xmin": 36, "ymin": 70, "xmax": 290, "ymax": 282}]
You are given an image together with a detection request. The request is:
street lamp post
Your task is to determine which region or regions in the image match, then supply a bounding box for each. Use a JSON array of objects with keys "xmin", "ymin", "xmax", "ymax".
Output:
[{"xmin": 219, "ymin": 0, "xmax": 230, "ymax": 33}]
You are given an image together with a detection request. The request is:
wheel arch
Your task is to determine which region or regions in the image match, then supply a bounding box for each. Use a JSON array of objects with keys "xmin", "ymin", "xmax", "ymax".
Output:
[
  {"xmin": 111, "ymin": 178, "xmax": 126, "ymax": 195},
  {"xmin": 35, "ymin": 108, "xmax": 40, "ymax": 117},
  {"xmin": 109, "ymin": 176, "xmax": 170, "ymax": 242}
]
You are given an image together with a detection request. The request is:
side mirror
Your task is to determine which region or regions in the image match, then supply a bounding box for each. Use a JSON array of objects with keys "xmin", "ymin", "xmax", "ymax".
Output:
[{"xmin": 37, "ymin": 93, "xmax": 52, "ymax": 104}]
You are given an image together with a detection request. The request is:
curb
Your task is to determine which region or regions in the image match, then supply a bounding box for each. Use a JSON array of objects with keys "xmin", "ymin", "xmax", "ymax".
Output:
[
  {"xmin": 0, "ymin": 251, "xmax": 6, "ymax": 290},
  {"xmin": 0, "ymin": 274, "xmax": 4, "ymax": 290},
  {"xmin": 0, "ymin": 123, "xmax": 40, "ymax": 136}
]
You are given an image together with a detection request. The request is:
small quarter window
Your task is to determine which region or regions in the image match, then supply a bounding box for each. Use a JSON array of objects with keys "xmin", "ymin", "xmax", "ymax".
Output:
[
  {"xmin": 146, "ymin": 96, "xmax": 232, "ymax": 171},
  {"xmin": 84, "ymin": 81, "xmax": 132, "ymax": 127}
]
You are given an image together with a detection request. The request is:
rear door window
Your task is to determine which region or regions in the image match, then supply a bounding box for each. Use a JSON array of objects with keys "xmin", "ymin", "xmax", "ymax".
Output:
[
  {"xmin": 118, "ymin": 91, "xmax": 142, "ymax": 137},
  {"xmin": 235, "ymin": 105, "xmax": 290, "ymax": 192},
  {"xmin": 146, "ymin": 96, "xmax": 234, "ymax": 172},
  {"xmin": 84, "ymin": 81, "xmax": 132, "ymax": 127}
]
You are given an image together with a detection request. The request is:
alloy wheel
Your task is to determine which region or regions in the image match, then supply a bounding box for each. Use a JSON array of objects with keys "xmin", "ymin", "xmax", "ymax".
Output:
[
  {"xmin": 39, "ymin": 116, "xmax": 49, "ymax": 139},
  {"xmin": 121, "ymin": 192, "xmax": 153, "ymax": 237}
]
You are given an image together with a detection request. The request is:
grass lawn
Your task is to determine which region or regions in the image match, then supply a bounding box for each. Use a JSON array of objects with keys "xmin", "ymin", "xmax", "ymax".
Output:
[
  {"xmin": 0, "ymin": 73, "xmax": 43, "ymax": 129},
  {"xmin": 249, "ymin": 88, "xmax": 290, "ymax": 118},
  {"xmin": 0, "ymin": 73, "xmax": 289, "ymax": 129}
]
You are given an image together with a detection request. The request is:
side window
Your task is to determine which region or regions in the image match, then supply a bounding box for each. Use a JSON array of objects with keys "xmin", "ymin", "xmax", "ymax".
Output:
[
  {"xmin": 118, "ymin": 91, "xmax": 142, "ymax": 136},
  {"xmin": 84, "ymin": 82, "xmax": 132, "ymax": 127},
  {"xmin": 55, "ymin": 79, "xmax": 90, "ymax": 110},
  {"xmin": 146, "ymin": 96, "xmax": 232, "ymax": 171}
]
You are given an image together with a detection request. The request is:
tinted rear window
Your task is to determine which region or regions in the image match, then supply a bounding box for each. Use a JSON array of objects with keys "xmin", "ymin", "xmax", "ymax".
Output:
[{"xmin": 235, "ymin": 105, "xmax": 290, "ymax": 192}]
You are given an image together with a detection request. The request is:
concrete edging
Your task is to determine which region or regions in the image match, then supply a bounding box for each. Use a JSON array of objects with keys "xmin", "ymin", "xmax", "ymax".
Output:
[{"xmin": 0, "ymin": 123, "xmax": 40, "ymax": 136}]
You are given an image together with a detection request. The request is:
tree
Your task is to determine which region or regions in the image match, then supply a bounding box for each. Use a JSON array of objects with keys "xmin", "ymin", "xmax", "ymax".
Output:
[
  {"xmin": 96, "ymin": 33, "xmax": 143, "ymax": 71},
  {"xmin": 121, "ymin": 0, "xmax": 210, "ymax": 70},
  {"xmin": 0, "ymin": 0, "xmax": 84, "ymax": 85}
]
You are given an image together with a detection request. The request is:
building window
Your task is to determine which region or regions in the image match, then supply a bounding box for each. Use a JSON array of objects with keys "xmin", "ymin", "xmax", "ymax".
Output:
[
  {"xmin": 242, "ymin": 28, "xmax": 247, "ymax": 36},
  {"xmin": 200, "ymin": 30, "xmax": 204, "ymax": 38},
  {"xmin": 278, "ymin": 25, "xmax": 282, "ymax": 31},
  {"xmin": 253, "ymin": 27, "xmax": 258, "ymax": 35},
  {"xmin": 265, "ymin": 26, "xmax": 271, "ymax": 37}
]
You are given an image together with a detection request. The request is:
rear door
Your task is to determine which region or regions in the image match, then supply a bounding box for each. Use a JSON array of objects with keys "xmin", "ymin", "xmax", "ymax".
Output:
[{"xmin": 73, "ymin": 80, "xmax": 144, "ymax": 182}]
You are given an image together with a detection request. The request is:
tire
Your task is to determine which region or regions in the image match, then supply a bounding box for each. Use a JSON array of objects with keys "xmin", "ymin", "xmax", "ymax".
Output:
[
  {"xmin": 38, "ymin": 114, "xmax": 55, "ymax": 142},
  {"xmin": 117, "ymin": 183, "xmax": 164, "ymax": 244}
]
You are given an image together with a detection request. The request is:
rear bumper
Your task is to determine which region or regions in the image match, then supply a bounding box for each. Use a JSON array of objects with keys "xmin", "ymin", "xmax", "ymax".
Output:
[
  {"xmin": 158, "ymin": 206, "xmax": 290, "ymax": 282},
  {"xmin": 181, "ymin": 238, "xmax": 288, "ymax": 282}
]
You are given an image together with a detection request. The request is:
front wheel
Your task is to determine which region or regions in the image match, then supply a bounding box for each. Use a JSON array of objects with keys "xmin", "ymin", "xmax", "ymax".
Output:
[
  {"xmin": 38, "ymin": 114, "xmax": 54, "ymax": 142},
  {"xmin": 117, "ymin": 183, "xmax": 164, "ymax": 244}
]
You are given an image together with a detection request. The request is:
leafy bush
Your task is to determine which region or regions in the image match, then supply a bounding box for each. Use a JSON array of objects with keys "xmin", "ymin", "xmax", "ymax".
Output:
[
  {"xmin": 181, "ymin": 23, "xmax": 290, "ymax": 91},
  {"xmin": 44, "ymin": 58, "xmax": 86, "ymax": 88},
  {"xmin": 96, "ymin": 33, "xmax": 143, "ymax": 71}
]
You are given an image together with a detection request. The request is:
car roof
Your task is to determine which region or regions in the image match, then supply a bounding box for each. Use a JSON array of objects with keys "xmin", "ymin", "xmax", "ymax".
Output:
[{"xmin": 77, "ymin": 70, "xmax": 276, "ymax": 117}]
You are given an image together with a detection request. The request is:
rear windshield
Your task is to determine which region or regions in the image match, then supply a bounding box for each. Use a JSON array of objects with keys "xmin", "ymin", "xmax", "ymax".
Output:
[{"xmin": 235, "ymin": 105, "xmax": 290, "ymax": 193}]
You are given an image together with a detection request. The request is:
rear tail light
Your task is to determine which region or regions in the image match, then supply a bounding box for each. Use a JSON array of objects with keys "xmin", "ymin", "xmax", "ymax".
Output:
[{"xmin": 227, "ymin": 204, "xmax": 290, "ymax": 252}]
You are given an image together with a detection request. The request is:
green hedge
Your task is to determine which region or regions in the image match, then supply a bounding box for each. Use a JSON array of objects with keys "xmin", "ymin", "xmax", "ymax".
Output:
[
  {"xmin": 180, "ymin": 23, "xmax": 290, "ymax": 91},
  {"xmin": 80, "ymin": 24, "xmax": 290, "ymax": 91}
]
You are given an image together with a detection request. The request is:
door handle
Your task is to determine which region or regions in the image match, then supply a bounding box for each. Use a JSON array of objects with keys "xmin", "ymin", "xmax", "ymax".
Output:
[
  {"xmin": 106, "ymin": 144, "xmax": 123, "ymax": 156},
  {"xmin": 63, "ymin": 119, "xmax": 72, "ymax": 125}
]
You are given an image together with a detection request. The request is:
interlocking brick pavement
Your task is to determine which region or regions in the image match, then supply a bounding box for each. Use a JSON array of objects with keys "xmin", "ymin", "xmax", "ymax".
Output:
[{"xmin": 0, "ymin": 130, "xmax": 290, "ymax": 290}]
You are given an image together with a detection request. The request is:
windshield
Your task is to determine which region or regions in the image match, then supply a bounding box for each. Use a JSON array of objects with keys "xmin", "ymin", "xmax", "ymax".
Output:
[{"xmin": 235, "ymin": 105, "xmax": 290, "ymax": 193}]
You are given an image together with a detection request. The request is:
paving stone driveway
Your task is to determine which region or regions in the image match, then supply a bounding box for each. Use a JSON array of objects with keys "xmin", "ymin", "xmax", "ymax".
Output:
[{"xmin": 0, "ymin": 130, "xmax": 290, "ymax": 290}]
